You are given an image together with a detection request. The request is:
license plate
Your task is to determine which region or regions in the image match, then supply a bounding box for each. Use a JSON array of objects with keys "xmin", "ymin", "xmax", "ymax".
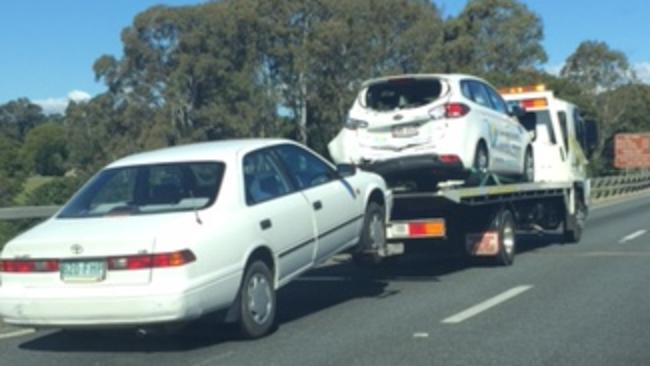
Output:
[
  {"xmin": 392, "ymin": 125, "xmax": 419, "ymax": 138},
  {"xmin": 60, "ymin": 260, "xmax": 106, "ymax": 282}
]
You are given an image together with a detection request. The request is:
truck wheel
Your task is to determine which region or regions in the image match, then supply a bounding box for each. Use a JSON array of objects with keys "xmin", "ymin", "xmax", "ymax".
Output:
[
  {"xmin": 237, "ymin": 260, "xmax": 276, "ymax": 339},
  {"xmin": 563, "ymin": 197, "xmax": 586, "ymax": 244},
  {"xmin": 352, "ymin": 202, "xmax": 386, "ymax": 266},
  {"xmin": 523, "ymin": 148, "xmax": 534, "ymax": 182},
  {"xmin": 494, "ymin": 209, "xmax": 516, "ymax": 266},
  {"xmin": 473, "ymin": 142, "xmax": 489, "ymax": 173}
]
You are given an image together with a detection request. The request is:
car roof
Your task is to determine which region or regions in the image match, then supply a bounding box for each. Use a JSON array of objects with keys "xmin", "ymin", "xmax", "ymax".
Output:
[
  {"xmin": 361, "ymin": 73, "xmax": 487, "ymax": 88},
  {"xmin": 107, "ymin": 138, "xmax": 293, "ymax": 168}
]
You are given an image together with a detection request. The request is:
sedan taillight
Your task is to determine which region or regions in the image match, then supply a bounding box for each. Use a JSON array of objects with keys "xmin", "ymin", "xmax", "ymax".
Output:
[
  {"xmin": 108, "ymin": 250, "xmax": 196, "ymax": 270},
  {"xmin": 0, "ymin": 259, "xmax": 59, "ymax": 273},
  {"xmin": 0, "ymin": 250, "xmax": 196, "ymax": 273}
]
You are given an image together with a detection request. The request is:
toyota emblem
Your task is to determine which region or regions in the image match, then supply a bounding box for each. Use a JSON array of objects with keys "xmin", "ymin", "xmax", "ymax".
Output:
[{"xmin": 70, "ymin": 244, "xmax": 84, "ymax": 255}]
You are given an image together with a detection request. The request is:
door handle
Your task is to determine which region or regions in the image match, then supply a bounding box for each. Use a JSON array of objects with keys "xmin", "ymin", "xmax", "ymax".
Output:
[
  {"xmin": 260, "ymin": 219, "xmax": 272, "ymax": 230},
  {"xmin": 313, "ymin": 201, "xmax": 323, "ymax": 211}
]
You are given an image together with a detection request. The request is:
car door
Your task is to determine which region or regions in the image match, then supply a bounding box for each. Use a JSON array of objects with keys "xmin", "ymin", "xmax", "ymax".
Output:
[
  {"xmin": 242, "ymin": 148, "xmax": 317, "ymax": 281},
  {"xmin": 273, "ymin": 144, "xmax": 363, "ymax": 263},
  {"xmin": 464, "ymin": 80, "xmax": 506, "ymax": 172},
  {"xmin": 484, "ymin": 84, "xmax": 527, "ymax": 174}
]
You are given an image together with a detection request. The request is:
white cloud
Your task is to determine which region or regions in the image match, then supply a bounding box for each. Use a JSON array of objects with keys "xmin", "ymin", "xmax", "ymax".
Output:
[
  {"xmin": 634, "ymin": 62, "xmax": 650, "ymax": 84},
  {"xmin": 68, "ymin": 90, "xmax": 91, "ymax": 103},
  {"xmin": 33, "ymin": 97, "xmax": 69, "ymax": 115},
  {"xmin": 34, "ymin": 89, "xmax": 92, "ymax": 115}
]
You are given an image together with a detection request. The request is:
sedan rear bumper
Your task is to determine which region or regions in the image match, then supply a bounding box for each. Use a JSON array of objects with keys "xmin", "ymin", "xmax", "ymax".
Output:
[{"xmin": 0, "ymin": 272, "xmax": 241, "ymax": 328}]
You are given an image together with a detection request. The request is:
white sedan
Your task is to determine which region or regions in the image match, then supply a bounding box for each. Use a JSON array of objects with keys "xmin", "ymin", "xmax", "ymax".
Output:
[
  {"xmin": 0, "ymin": 139, "xmax": 391, "ymax": 338},
  {"xmin": 328, "ymin": 74, "xmax": 535, "ymax": 188}
]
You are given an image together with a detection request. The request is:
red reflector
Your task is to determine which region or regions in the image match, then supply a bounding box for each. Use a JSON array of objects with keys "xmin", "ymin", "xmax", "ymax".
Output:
[
  {"xmin": 108, "ymin": 250, "xmax": 196, "ymax": 271},
  {"xmin": 446, "ymin": 103, "xmax": 470, "ymax": 118},
  {"xmin": 407, "ymin": 220, "xmax": 446, "ymax": 238},
  {"xmin": 439, "ymin": 154, "xmax": 461, "ymax": 164}
]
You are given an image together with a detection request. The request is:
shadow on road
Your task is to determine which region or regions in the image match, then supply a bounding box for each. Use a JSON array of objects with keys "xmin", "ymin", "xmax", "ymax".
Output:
[{"xmin": 18, "ymin": 233, "xmax": 567, "ymax": 353}]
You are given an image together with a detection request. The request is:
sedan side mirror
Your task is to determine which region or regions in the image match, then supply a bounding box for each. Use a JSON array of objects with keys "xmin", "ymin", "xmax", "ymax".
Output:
[
  {"xmin": 336, "ymin": 164, "xmax": 357, "ymax": 178},
  {"xmin": 585, "ymin": 120, "xmax": 599, "ymax": 159}
]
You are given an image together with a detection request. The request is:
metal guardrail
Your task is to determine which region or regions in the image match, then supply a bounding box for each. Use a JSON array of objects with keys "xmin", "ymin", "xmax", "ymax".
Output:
[
  {"xmin": 591, "ymin": 172, "xmax": 650, "ymax": 200},
  {"xmin": 1, "ymin": 174, "xmax": 649, "ymax": 221},
  {"xmin": 0, "ymin": 206, "xmax": 59, "ymax": 221}
]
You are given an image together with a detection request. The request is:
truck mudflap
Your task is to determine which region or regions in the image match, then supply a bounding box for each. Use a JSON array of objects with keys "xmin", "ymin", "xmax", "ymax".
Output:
[{"xmin": 465, "ymin": 231, "xmax": 500, "ymax": 256}]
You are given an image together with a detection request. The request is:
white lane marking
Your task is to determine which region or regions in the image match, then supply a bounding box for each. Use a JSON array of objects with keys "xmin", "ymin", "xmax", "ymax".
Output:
[
  {"xmin": 619, "ymin": 230, "xmax": 647, "ymax": 244},
  {"xmin": 297, "ymin": 276, "xmax": 347, "ymax": 282},
  {"xmin": 442, "ymin": 285, "xmax": 533, "ymax": 324},
  {"xmin": 0, "ymin": 328, "xmax": 36, "ymax": 340},
  {"xmin": 193, "ymin": 351, "xmax": 234, "ymax": 366},
  {"xmin": 412, "ymin": 332, "xmax": 429, "ymax": 338}
]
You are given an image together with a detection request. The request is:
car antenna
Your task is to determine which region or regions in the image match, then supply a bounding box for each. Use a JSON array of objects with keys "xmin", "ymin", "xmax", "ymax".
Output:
[{"xmin": 188, "ymin": 189, "xmax": 203, "ymax": 225}]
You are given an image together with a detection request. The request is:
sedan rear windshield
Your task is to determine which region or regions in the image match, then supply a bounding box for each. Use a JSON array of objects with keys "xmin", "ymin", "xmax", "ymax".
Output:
[
  {"xmin": 364, "ymin": 78, "xmax": 442, "ymax": 112},
  {"xmin": 59, "ymin": 162, "xmax": 225, "ymax": 218}
]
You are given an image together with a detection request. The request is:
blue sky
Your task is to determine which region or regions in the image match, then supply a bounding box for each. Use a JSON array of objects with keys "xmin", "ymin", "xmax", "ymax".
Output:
[{"xmin": 1, "ymin": 0, "xmax": 649, "ymax": 113}]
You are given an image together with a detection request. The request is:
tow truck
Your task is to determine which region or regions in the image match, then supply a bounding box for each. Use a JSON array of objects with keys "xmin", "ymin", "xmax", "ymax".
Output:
[{"xmin": 354, "ymin": 85, "xmax": 599, "ymax": 265}]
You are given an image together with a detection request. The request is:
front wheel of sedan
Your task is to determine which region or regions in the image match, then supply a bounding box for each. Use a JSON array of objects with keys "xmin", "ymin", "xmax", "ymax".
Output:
[{"xmin": 238, "ymin": 260, "xmax": 276, "ymax": 339}]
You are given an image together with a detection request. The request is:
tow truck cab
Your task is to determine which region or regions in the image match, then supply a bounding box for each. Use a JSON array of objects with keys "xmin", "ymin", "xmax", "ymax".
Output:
[{"xmin": 500, "ymin": 85, "xmax": 598, "ymax": 202}]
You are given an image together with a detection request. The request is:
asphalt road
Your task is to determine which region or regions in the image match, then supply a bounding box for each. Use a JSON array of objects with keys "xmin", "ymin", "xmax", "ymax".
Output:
[{"xmin": 2, "ymin": 194, "xmax": 650, "ymax": 366}]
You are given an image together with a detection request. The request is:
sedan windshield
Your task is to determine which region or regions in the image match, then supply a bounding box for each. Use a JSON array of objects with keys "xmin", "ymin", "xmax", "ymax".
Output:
[
  {"xmin": 364, "ymin": 78, "xmax": 443, "ymax": 111},
  {"xmin": 59, "ymin": 162, "xmax": 225, "ymax": 218}
]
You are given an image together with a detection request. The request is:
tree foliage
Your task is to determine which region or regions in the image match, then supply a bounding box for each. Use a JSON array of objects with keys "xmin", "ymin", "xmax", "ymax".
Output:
[
  {"xmin": 0, "ymin": 98, "xmax": 46, "ymax": 141},
  {"xmin": 21, "ymin": 122, "xmax": 68, "ymax": 176},
  {"xmin": 443, "ymin": 0, "xmax": 547, "ymax": 74},
  {"xmin": 2, "ymin": 0, "xmax": 650, "ymax": 221},
  {"xmin": 561, "ymin": 41, "xmax": 636, "ymax": 94}
]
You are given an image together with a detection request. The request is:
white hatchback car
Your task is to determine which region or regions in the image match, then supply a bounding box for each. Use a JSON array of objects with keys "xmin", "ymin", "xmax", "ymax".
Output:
[
  {"xmin": 0, "ymin": 139, "xmax": 390, "ymax": 338},
  {"xmin": 328, "ymin": 74, "xmax": 535, "ymax": 187}
]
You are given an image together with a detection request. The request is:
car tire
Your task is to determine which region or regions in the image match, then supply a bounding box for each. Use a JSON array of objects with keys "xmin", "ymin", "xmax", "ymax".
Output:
[
  {"xmin": 523, "ymin": 147, "xmax": 534, "ymax": 182},
  {"xmin": 237, "ymin": 260, "xmax": 276, "ymax": 339},
  {"xmin": 352, "ymin": 202, "xmax": 386, "ymax": 266},
  {"xmin": 473, "ymin": 142, "xmax": 489, "ymax": 173},
  {"xmin": 494, "ymin": 209, "xmax": 516, "ymax": 266}
]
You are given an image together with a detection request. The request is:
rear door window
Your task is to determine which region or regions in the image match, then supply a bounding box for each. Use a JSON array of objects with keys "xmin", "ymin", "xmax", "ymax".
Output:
[
  {"xmin": 243, "ymin": 150, "xmax": 293, "ymax": 205},
  {"xmin": 273, "ymin": 144, "xmax": 336, "ymax": 189},
  {"xmin": 462, "ymin": 80, "xmax": 493, "ymax": 109},
  {"xmin": 485, "ymin": 85, "xmax": 509, "ymax": 115},
  {"xmin": 364, "ymin": 78, "xmax": 442, "ymax": 111}
]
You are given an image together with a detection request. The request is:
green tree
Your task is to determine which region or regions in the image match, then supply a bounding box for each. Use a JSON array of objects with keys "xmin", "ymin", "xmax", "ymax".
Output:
[
  {"xmin": 0, "ymin": 136, "xmax": 25, "ymax": 206},
  {"xmin": 21, "ymin": 122, "xmax": 68, "ymax": 176},
  {"xmin": 443, "ymin": 0, "xmax": 547, "ymax": 75},
  {"xmin": 561, "ymin": 41, "xmax": 636, "ymax": 94},
  {"xmin": 0, "ymin": 98, "xmax": 46, "ymax": 141},
  {"xmin": 264, "ymin": 0, "xmax": 445, "ymax": 149},
  {"xmin": 93, "ymin": 2, "xmax": 282, "ymax": 149}
]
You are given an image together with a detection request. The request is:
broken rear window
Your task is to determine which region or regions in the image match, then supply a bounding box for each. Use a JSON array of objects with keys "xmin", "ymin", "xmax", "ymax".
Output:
[{"xmin": 364, "ymin": 78, "xmax": 443, "ymax": 112}]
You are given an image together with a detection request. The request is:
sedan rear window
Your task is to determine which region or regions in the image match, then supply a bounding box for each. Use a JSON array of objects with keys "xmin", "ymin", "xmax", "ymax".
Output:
[
  {"xmin": 364, "ymin": 78, "xmax": 442, "ymax": 112},
  {"xmin": 58, "ymin": 162, "xmax": 225, "ymax": 218}
]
